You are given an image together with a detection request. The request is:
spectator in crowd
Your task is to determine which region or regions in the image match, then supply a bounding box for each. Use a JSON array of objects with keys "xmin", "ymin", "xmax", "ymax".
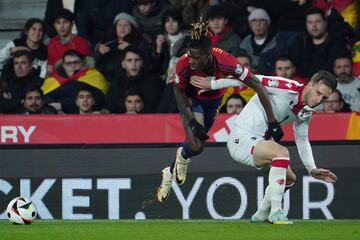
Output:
[
  {"xmin": 311, "ymin": 0, "xmax": 356, "ymax": 41},
  {"xmin": 274, "ymin": 55, "xmax": 308, "ymax": 85},
  {"xmin": 75, "ymin": 0, "xmax": 134, "ymax": 48},
  {"xmin": 220, "ymin": 93, "xmax": 247, "ymax": 114},
  {"xmin": 333, "ymin": 56, "xmax": 360, "ymax": 111},
  {"xmin": 235, "ymin": 52, "xmax": 253, "ymax": 71},
  {"xmin": 245, "ymin": 0, "xmax": 311, "ymax": 47},
  {"xmin": 41, "ymin": 50, "xmax": 108, "ymax": 113},
  {"xmin": 290, "ymin": 8, "xmax": 349, "ymax": 78},
  {"xmin": 95, "ymin": 12, "xmax": 151, "ymax": 82},
  {"xmin": 105, "ymin": 46, "xmax": 164, "ymax": 113},
  {"xmin": 124, "ymin": 88, "xmax": 145, "ymax": 114},
  {"xmin": 167, "ymin": 0, "xmax": 209, "ymax": 30},
  {"xmin": 206, "ymin": 5, "xmax": 241, "ymax": 55},
  {"xmin": 47, "ymin": 8, "xmax": 91, "ymax": 75},
  {"xmin": 239, "ymin": 8, "xmax": 287, "ymax": 75},
  {"xmin": 19, "ymin": 85, "xmax": 57, "ymax": 114},
  {"xmin": 155, "ymin": 9, "xmax": 189, "ymax": 113},
  {"xmin": 323, "ymin": 89, "xmax": 351, "ymax": 113},
  {"xmin": 0, "ymin": 18, "xmax": 47, "ymax": 78},
  {"xmin": 0, "ymin": 51, "xmax": 43, "ymax": 113},
  {"xmin": 132, "ymin": 0, "xmax": 170, "ymax": 40},
  {"xmin": 75, "ymin": 83, "xmax": 98, "ymax": 114},
  {"xmin": 153, "ymin": 9, "xmax": 189, "ymax": 82}
]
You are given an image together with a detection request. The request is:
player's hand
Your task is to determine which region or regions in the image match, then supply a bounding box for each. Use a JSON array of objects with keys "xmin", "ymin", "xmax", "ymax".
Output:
[
  {"xmin": 310, "ymin": 168, "xmax": 337, "ymax": 183},
  {"xmin": 190, "ymin": 76, "xmax": 211, "ymax": 95},
  {"xmin": 188, "ymin": 119, "xmax": 209, "ymax": 141},
  {"xmin": 267, "ymin": 121, "xmax": 284, "ymax": 142}
]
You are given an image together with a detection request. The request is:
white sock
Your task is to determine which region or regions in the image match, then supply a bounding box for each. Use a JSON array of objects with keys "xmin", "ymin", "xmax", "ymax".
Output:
[
  {"xmin": 254, "ymin": 186, "xmax": 271, "ymax": 220},
  {"xmin": 269, "ymin": 157, "xmax": 289, "ymax": 214}
]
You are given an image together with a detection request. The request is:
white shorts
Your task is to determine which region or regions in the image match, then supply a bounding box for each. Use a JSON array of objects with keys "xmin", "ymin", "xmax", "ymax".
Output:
[{"xmin": 227, "ymin": 129, "xmax": 264, "ymax": 169}]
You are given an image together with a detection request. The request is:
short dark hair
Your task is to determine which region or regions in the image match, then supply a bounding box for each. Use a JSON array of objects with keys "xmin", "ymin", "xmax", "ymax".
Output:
[
  {"xmin": 54, "ymin": 8, "xmax": 75, "ymax": 23},
  {"xmin": 206, "ymin": 5, "xmax": 227, "ymax": 20},
  {"xmin": 310, "ymin": 70, "xmax": 337, "ymax": 91},
  {"xmin": 276, "ymin": 55, "xmax": 294, "ymax": 63},
  {"xmin": 23, "ymin": 85, "xmax": 43, "ymax": 99},
  {"xmin": 234, "ymin": 52, "xmax": 252, "ymax": 65},
  {"xmin": 121, "ymin": 46, "xmax": 144, "ymax": 61},
  {"xmin": 76, "ymin": 83, "xmax": 95, "ymax": 98},
  {"xmin": 187, "ymin": 18, "xmax": 212, "ymax": 52},
  {"xmin": 124, "ymin": 87, "xmax": 144, "ymax": 99},
  {"xmin": 220, "ymin": 93, "xmax": 247, "ymax": 113},
  {"xmin": 162, "ymin": 9, "xmax": 183, "ymax": 28},
  {"xmin": 306, "ymin": 7, "xmax": 326, "ymax": 20},
  {"xmin": 334, "ymin": 55, "xmax": 353, "ymax": 64},
  {"xmin": 137, "ymin": 0, "xmax": 155, "ymax": 5},
  {"xmin": 62, "ymin": 49, "xmax": 85, "ymax": 61},
  {"xmin": 13, "ymin": 50, "xmax": 33, "ymax": 63}
]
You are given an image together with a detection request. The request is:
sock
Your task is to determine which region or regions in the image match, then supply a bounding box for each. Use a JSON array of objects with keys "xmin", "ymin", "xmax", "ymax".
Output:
[
  {"xmin": 269, "ymin": 157, "xmax": 290, "ymax": 214},
  {"xmin": 254, "ymin": 186, "xmax": 271, "ymax": 220}
]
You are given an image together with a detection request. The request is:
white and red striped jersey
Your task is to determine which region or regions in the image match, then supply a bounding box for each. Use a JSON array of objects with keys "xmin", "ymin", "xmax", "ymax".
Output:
[{"xmin": 210, "ymin": 75, "xmax": 317, "ymax": 172}]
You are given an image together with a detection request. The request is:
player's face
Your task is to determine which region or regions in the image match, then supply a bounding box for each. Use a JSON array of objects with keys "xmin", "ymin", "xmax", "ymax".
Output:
[
  {"xmin": 24, "ymin": 91, "xmax": 43, "ymax": 113},
  {"xmin": 306, "ymin": 14, "xmax": 327, "ymax": 39},
  {"xmin": 76, "ymin": 91, "xmax": 95, "ymax": 113},
  {"xmin": 226, "ymin": 98, "xmax": 244, "ymax": 114},
  {"xmin": 333, "ymin": 58, "xmax": 353, "ymax": 83},
  {"xmin": 208, "ymin": 17, "xmax": 227, "ymax": 35},
  {"xmin": 275, "ymin": 60, "xmax": 295, "ymax": 79},
  {"xmin": 116, "ymin": 20, "xmax": 132, "ymax": 39},
  {"xmin": 125, "ymin": 95, "xmax": 144, "ymax": 114},
  {"xmin": 187, "ymin": 48, "xmax": 211, "ymax": 70},
  {"xmin": 323, "ymin": 91, "xmax": 342, "ymax": 112},
  {"xmin": 304, "ymin": 80, "xmax": 333, "ymax": 108}
]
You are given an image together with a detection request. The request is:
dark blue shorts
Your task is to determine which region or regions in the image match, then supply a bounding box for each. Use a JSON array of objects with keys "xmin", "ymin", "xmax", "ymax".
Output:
[{"xmin": 190, "ymin": 97, "xmax": 222, "ymax": 132}]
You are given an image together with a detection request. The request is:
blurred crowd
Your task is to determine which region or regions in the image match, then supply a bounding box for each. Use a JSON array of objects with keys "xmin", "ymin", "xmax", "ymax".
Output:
[{"xmin": 0, "ymin": 0, "xmax": 359, "ymax": 115}]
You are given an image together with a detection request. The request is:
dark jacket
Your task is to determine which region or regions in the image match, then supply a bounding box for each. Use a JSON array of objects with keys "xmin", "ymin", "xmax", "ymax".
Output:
[
  {"xmin": 0, "ymin": 68, "xmax": 42, "ymax": 113},
  {"xmin": 106, "ymin": 70, "xmax": 164, "ymax": 113},
  {"xmin": 290, "ymin": 33, "xmax": 350, "ymax": 78}
]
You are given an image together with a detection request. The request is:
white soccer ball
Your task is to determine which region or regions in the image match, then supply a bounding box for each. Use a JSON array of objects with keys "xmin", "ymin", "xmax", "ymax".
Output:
[{"xmin": 6, "ymin": 197, "xmax": 37, "ymax": 224}]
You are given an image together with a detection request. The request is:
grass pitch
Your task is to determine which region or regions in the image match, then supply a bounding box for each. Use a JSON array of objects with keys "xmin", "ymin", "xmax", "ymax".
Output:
[{"xmin": 1, "ymin": 220, "xmax": 359, "ymax": 240}]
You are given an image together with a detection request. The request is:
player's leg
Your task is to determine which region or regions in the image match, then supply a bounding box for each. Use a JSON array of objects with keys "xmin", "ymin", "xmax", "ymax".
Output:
[
  {"xmin": 173, "ymin": 112, "xmax": 205, "ymax": 185},
  {"xmin": 173, "ymin": 98, "xmax": 220, "ymax": 185},
  {"xmin": 252, "ymin": 140, "xmax": 293, "ymax": 224},
  {"xmin": 251, "ymin": 166, "xmax": 296, "ymax": 223}
]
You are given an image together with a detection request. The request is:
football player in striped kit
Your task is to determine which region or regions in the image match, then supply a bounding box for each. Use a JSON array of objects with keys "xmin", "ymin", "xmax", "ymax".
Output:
[{"xmin": 190, "ymin": 71, "xmax": 338, "ymax": 224}]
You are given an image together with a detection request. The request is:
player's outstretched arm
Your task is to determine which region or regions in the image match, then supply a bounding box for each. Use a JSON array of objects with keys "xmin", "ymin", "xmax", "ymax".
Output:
[{"xmin": 310, "ymin": 168, "xmax": 338, "ymax": 183}]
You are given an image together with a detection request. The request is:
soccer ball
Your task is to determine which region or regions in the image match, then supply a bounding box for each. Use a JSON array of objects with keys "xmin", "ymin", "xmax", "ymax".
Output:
[{"xmin": 6, "ymin": 197, "xmax": 37, "ymax": 224}]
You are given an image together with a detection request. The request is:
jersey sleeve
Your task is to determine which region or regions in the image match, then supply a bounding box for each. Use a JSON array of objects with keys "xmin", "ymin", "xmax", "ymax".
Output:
[
  {"xmin": 218, "ymin": 49, "xmax": 251, "ymax": 82},
  {"xmin": 293, "ymin": 115, "xmax": 317, "ymax": 173}
]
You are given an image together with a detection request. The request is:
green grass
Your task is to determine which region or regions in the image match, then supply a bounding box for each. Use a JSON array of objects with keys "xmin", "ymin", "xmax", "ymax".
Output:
[{"xmin": 1, "ymin": 220, "xmax": 359, "ymax": 240}]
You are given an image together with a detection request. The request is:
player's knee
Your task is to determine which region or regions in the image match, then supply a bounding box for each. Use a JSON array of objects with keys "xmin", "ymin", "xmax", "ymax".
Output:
[
  {"xmin": 274, "ymin": 146, "xmax": 290, "ymax": 158},
  {"xmin": 189, "ymin": 142, "xmax": 204, "ymax": 155}
]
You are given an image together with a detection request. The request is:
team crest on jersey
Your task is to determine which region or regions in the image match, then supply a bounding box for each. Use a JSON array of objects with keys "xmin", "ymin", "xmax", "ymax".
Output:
[
  {"xmin": 268, "ymin": 78, "xmax": 279, "ymax": 87},
  {"xmin": 174, "ymin": 74, "xmax": 180, "ymax": 83},
  {"xmin": 235, "ymin": 64, "xmax": 243, "ymax": 74}
]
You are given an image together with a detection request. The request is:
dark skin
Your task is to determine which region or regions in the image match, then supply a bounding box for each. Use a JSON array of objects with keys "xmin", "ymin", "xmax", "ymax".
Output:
[{"xmin": 174, "ymin": 47, "xmax": 277, "ymax": 154}]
